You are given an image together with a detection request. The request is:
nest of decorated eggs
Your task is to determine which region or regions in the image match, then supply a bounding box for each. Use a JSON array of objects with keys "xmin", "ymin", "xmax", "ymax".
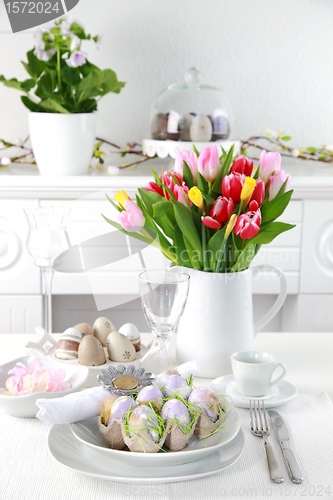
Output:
[
  {"xmin": 98, "ymin": 370, "xmax": 226, "ymax": 453},
  {"xmin": 55, "ymin": 318, "xmax": 141, "ymax": 367}
]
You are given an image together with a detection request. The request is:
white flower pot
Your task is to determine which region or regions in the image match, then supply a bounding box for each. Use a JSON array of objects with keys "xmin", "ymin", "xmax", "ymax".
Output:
[
  {"xmin": 29, "ymin": 112, "xmax": 97, "ymax": 176},
  {"xmin": 174, "ymin": 266, "xmax": 287, "ymax": 378}
]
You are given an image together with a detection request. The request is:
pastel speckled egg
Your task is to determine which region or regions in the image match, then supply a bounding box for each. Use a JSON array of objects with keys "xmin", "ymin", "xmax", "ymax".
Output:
[
  {"xmin": 55, "ymin": 327, "xmax": 83, "ymax": 360},
  {"xmin": 189, "ymin": 114, "xmax": 213, "ymax": 142},
  {"xmin": 93, "ymin": 317, "xmax": 116, "ymax": 347},
  {"xmin": 118, "ymin": 323, "xmax": 141, "ymax": 352},
  {"xmin": 106, "ymin": 331, "xmax": 136, "ymax": 363},
  {"xmin": 73, "ymin": 322, "xmax": 92, "ymax": 337},
  {"xmin": 78, "ymin": 335, "xmax": 106, "ymax": 366}
]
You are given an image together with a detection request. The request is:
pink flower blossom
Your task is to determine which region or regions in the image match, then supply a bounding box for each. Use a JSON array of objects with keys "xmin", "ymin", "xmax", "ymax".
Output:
[
  {"xmin": 174, "ymin": 150, "xmax": 198, "ymax": 181},
  {"xmin": 46, "ymin": 368, "xmax": 71, "ymax": 392},
  {"xmin": 198, "ymin": 146, "xmax": 220, "ymax": 182},
  {"xmin": 66, "ymin": 50, "xmax": 87, "ymax": 68},
  {"xmin": 174, "ymin": 185, "xmax": 192, "ymax": 207},
  {"xmin": 117, "ymin": 200, "xmax": 145, "ymax": 232},
  {"xmin": 268, "ymin": 170, "xmax": 291, "ymax": 201},
  {"xmin": 161, "ymin": 171, "xmax": 183, "ymax": 200},
  {"xmin": 259, "ymin": 150, "xmax": 281, "ymax": 184}
]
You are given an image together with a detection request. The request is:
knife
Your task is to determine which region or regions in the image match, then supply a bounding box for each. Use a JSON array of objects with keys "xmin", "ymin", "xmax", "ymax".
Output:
[{"xmin": 268, "ymin": 410, "xmax": 304, "ymax": 484}]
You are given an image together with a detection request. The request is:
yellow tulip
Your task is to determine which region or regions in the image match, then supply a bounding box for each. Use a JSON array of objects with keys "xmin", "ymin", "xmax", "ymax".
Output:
[
  {"xmin": 240, "ymin": 177, "xmax": 256, "ymax": 202},
  {"xmin": 225, "ymin": 214, "xmax": 237, "ymax": 239},
  {"xmin": 115, "ymin": 190, "xmax": 130, "ymax": 207},
  {"xmin": 188, "ymin": 186, "xmax": 205, "ymax": 212}
]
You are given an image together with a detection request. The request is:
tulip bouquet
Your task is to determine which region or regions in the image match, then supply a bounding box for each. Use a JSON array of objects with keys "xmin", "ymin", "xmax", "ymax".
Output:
[{"xmin": 103, "ymin": 145, "xmax": 295, "ymax": 273}]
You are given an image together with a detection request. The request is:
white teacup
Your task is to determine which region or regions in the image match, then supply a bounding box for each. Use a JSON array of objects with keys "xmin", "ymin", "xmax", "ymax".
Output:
[{"xmin": 231, "ymin": 351, "xmax": 287, "ymax": 397}]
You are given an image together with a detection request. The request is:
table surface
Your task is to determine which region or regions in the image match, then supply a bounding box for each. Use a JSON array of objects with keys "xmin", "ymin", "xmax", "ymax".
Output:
[{"xmin": 1, "ymin": 332, "xmax": 333, "ymax": 500}]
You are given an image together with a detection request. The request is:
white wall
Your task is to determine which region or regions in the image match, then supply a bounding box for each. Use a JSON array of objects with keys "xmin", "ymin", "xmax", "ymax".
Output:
[{"xmin": 0, "ymin": 0, "xmax": 333, "ymax": 148}]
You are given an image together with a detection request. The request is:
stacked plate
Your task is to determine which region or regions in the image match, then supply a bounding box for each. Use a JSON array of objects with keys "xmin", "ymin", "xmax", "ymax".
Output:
[{"xmin": 48, "ymin": 401, "xmax": 244, "ymax": 484}]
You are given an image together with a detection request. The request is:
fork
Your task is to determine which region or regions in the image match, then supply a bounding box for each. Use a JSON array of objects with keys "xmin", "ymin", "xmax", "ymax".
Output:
[{"xmin": 250, "ymin": 399, "xmax": 284, "ymax": 484}]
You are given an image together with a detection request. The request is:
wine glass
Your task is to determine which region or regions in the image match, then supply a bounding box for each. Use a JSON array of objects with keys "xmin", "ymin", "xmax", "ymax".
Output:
[
  {"xmin": 24, "ymin": 207, "xmax": 71, "ymax": 335},
  {"xmin": 139, "ymin": 270, "xmax": 190, "ymax": 372}
]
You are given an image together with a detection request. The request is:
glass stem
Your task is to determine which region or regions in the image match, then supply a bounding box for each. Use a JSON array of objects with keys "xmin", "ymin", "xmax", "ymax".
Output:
[
  {"xmin": 42, "ymin": 267, "xmax": 54, "ymax": 335},
  {"xmin": 156, "ymin": 334, "xmax": 171, "ymax": 373}
]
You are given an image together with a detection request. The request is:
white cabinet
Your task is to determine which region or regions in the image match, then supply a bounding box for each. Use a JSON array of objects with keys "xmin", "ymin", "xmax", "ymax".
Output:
[{"xmin": 0, "ymin": 199, "xmax": 41, "ymax": 294}]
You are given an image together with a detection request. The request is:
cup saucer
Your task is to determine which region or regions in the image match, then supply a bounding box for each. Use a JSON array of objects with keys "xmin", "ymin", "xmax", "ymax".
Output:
[{"xmin": 209, "ymin": 374, "xmax": 297, "ymax": 408}]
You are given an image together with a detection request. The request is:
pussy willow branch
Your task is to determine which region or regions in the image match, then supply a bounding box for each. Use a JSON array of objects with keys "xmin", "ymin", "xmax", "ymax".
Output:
[{"xmin": 2, "ymin": 133, "xmax": 333, "ymax": 169}]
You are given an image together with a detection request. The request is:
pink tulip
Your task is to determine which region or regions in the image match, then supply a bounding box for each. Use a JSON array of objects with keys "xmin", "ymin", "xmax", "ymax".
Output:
[
  {"xmin": 250, "ymin": 179, "xmax": 265, "ymax": 207},
  {"xmin": 268, "ymin": 170, "xmax": 291, "ymax": 201},
  {"xmin": 117, "ymin": 200, "xmax": 145, "ymax": 232},
  {"xmin": 161, "ymin": 171, "xmax": 183, "ymax": 200},
  {"xmin": 249, "ymin": 200, "xmax": 259, "ymax": 212},
  {"xmin": 174, "ymin": 184, "xmax": 192, "ymax": 207},
  {"xmin": 231, "ymin": 155, "xmax": 253, "ymax": 177},
  {"xmin": 259, "ymin": 150, "xmax": 281, "ymax": 184},
  {"xmin": 210, "ymin": 196, "xmax": 234, "ymax": 224},
  {"xmin": 198, "ymin": 146, "xmax": 220, "ymax": 182},
  {"xmin": 142, "ymin": 181, "xmax": 164, "ymax": 197},
  {"xmin": 201, "ymin": 216, "xmax": 221, "ymax": 229},
  {"xmin": 174, "ymin": 150, "xmax": 198, "ymax": 181},
  {"xmin": 222, "ymin": 172, "xmax": 246, "ymax": 204},
  {"xmin": 234, "ymin": 210, "xmax": 262, "ymax": 239}
]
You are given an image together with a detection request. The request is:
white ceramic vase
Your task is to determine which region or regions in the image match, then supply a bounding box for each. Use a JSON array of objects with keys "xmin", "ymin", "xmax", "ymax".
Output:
[
  {"xmin": 29, "ymin": 112, "xmax": 96, "ymax": 176},
  {"xmin": 174, "ymin": 265, "xmax": 287, "ymax": 378}
]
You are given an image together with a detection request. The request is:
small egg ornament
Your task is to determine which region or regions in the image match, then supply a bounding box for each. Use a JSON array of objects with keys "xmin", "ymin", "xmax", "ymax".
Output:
[
  {"xmin": 161, "ymin": 399, "xmax": 194, "ymax": 451},
  {"xmin": 73, "ymin": 322, "xmax": 92, "ymax": 337},
  {"xmin": 93, "ymin": 317, "xmax": 116, "ymax": 347},
  {"xmin": 136, "ymin": 385, "xmax": 163, "ymax": 405},
  {"xmin": 55, "ymin": 327, "xmax": 83, "ymax": 360},
  {"xmin": 118, "ymin": 323, "xmax": 141, "ymax": 352},
  {"xmin": 78, "ymin": 335, "xmax": 106, "ymax": 366},
  {"xmin": 189, "ymin": 387, "xmax": 225, "ymax": 439},
  {"xmin": 151, "ymin": 113, "xmax": 168, "ymax": 140},
  {"xmin": 189, "ymin": 114, "xmax": 213, "ymax": 142},
  {"xmin": 163, "ymin": 375, "xmax": 192, "ymax": 399},
  {"xmin": 212, "ymin": 114, "xmax": 230, "ymax": 140},
  {"xmin": 180, "ymin": 113, "xmax": 193, "ymax": 141},
  {"xmin": 98, "ymin": 396, "xmax": 137, "ymax": 450},
  {"xmin": 124, "ymin": 404, "xmax": 167, "ymax": 452},
  {"xmin": 106, "ymin": 331, "xmax": 136, "ymax": 362}
]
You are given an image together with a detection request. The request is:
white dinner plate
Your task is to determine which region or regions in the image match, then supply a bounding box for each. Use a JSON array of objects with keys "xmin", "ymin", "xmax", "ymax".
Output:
[
  {"xmin": 48, "ymin": 423, "xmax": 244, "ymax": 484},
  {"xmin": 210, "ymin": 374, "xmax": 297, "ymax": 409},
  {"xmin": 70, "ymin": 400, "xmax": 240, "ymax": 467}
]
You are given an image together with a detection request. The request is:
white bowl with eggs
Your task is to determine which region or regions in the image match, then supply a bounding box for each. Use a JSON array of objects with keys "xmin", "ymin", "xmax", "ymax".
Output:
[
  {"xmin": 0, "ymin": 356, "xmax": 89, "ymax": 418},
  {"xmin": 25, "ymin": 320, "xmax": 155, "ymax": 388}
]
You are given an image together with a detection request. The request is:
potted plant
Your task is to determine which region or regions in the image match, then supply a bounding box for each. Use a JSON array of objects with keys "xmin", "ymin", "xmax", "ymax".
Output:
[
  {"xmin": 0, "ymin": 18, "xmax": 125, "ymax": 176},
  {"xmin": 103, "ymin": 146, "xmax": 295, "ymax": 377}
]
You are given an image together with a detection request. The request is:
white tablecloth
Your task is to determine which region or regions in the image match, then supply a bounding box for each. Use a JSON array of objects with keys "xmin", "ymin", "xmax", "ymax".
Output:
[{"xmin": 1, "ymin": 392, "xmax": 333, "ymax": 500}]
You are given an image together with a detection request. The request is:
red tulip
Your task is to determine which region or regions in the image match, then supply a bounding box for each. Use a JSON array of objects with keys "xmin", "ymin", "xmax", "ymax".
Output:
[
  {"xmin": 250, "ymin": 179, "xmax": 265, "ymax": 207},
  {"xmin": 210, "ymin": 196, "xmax": 234, "ymax": 224},
  {"xmin": 142, "ymin": 181, "xmax": 164, "ymax": 197},
  {"xmin": 234, "ymin": 210, "xmax": 262, "ymax": 240},
  {"xmin": 222, "ymin": 172, "xmax": 246, "ymax": 204},
  {"xmin": 231, "ymin": 155, "xmax": 253, "ymax": 177},
  {"xmin": 249, "ymin": 200, "xmax": 259, "ymax": 211},
  {"xmin": 201, "ymin": 216, "xmax": 221, "ymax": 229},
  {"xmin": 161, "ymin": 170, "xmax": 183, "ymax": 200}
]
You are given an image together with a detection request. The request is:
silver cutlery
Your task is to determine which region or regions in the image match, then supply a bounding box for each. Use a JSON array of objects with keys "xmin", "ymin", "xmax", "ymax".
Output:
[
  {"xmin": 268, "ymin": 410, "xmax": 304, "ymax": 484},
  {"xmin": 250, "ymin": 400, "xmax": 284, "ymax": 483}
]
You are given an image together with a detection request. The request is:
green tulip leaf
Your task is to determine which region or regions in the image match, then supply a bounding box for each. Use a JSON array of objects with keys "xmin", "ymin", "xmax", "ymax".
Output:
[{"xmin": 261, "ymin": 189, "xmax": 293, "ymax": 223}]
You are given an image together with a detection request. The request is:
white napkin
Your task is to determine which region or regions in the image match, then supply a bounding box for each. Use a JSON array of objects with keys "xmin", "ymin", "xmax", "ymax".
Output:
[
  {"xmin": 225, "ymin": 381, "xmax": 279, "ymax": 401},
  {"xmin": 36, "ymin": 360, "xmax": 199, "ymax": 425}
]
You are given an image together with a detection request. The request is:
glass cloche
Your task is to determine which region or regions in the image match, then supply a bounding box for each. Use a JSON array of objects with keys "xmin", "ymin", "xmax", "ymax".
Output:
[{"xmin": 143, "ymin": 68, "xmax": 239, "ymax": 159}]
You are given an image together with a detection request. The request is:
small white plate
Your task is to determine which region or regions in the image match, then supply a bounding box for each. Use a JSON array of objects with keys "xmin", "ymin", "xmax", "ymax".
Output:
[
  {"xmin": 48, "ymin": 423, "xmax": 244, "ymax": 484},
  {"xmin": 70, "ymin": 401, "xmax": 240, "ymax": 467},
  {"xmin": 210, "ymin": 374, "xmax": 297, "ymax": 409}
]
